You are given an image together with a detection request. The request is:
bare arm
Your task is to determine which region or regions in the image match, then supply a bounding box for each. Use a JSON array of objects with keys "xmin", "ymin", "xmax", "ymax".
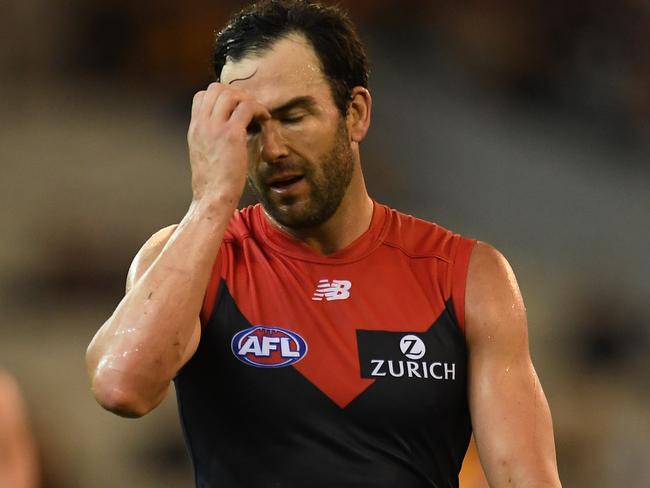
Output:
[
  {"xmin": 85, "ymin": 83, "xmax": 270, "ymax": 417},
  {"xmin": 466, "ymin": 242, "xmax": 561, "ymax": 487},
  {"xmin": 0, "ymin": 371, "xmax": 39, "ymax": 488}
]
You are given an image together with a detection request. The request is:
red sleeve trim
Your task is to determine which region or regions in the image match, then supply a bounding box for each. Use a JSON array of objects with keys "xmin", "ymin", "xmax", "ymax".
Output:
[
  {"xmin": 200, "ymin": 247, "xmax": 225, "ymax": 327},
  {"xmin": 451, "ymin": 237, "xmax": 476, "ymax": 333}
]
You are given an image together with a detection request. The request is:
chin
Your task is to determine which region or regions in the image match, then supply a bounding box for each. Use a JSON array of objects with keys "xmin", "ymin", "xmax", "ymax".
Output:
[
  {"xmin": 272, "ymin": 202, "xmax": 341, "ymax": 229},
  {"xmin": 270, "ymin": 207, "xmax": 317, "ymax": 229},
  {"xmin": 256, "ymin": 182, "xmax": 346, "ymax": 230}
]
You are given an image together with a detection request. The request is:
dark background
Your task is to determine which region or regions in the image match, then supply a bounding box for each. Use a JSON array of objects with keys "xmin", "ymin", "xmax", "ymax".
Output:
[{"xmin": 0, "ymin": 1, "xmax": 648, "ymax": 486}]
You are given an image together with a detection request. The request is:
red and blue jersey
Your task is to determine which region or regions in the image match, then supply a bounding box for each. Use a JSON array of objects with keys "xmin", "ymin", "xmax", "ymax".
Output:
[{"xmin": 174, "ymin": 202, "xmax": 476, "ymax": 488}]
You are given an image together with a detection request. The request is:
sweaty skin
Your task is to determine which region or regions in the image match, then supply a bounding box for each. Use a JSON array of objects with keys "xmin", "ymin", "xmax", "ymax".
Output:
[
  {"xmin": 86, "ymin": 32, "xmax": 561, "ymax": 487},
  {"xmin": 466, "ymin": 244, "xmax": 561, "ymax": 487}
]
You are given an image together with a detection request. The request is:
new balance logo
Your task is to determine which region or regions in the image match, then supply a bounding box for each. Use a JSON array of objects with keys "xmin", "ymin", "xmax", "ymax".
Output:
[{"xmin": 312, "ymin": 279, "xmax": 352, "ymax": 301}]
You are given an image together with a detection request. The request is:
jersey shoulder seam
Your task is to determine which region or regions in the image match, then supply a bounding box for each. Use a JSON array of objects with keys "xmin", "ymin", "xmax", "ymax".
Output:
[{"xmin": 380, "ymin": 240, "xmax": 453, "ymax": 263}]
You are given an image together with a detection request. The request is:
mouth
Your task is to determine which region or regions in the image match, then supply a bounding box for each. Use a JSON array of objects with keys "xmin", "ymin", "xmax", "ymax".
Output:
[{"xmin": 267, "ymin": 174, "xmax": 305, "ymax": 191}]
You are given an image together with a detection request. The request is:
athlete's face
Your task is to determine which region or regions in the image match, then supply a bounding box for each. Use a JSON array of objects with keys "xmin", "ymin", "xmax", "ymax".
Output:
[{"xmin": 220, "ymin": 34, "xmax": 355, "ymax": 229}]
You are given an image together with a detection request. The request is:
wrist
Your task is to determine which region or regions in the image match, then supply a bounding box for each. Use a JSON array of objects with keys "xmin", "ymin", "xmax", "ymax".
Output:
[{"xmin": 188, "ymin": 192, "xmax": 239, "ymax": 223}]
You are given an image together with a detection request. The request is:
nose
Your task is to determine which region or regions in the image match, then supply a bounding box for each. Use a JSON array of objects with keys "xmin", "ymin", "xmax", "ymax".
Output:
[{"xmin": 259, "ymin": 121, "xmax": 289, "ymax": 162}]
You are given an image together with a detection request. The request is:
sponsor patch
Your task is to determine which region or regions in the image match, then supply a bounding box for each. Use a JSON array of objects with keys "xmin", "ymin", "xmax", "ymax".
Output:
[
  {"xmin": 357, "ymin": 330, "xmax": 457, "ymax": 381},
  {"xmin": 231, "ymin": 326, "xmax": 308, "ymax": 368}
]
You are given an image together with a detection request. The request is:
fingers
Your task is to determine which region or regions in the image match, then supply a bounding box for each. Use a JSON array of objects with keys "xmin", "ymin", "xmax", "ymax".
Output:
[
  {"xmin": 230, "ymin": 100, "xmax": 271, "ymax": 132},
  {"xmin": 191, "ymin": 91, "xmax": 205, "ymax": 119},
  {"xmin": 191, "ymin": 82, "xmax": 269, "ymax": 130},
  {"xmin": 198, "ymin": 82, "xmax": 226, "ymax": 119},
  {"xmin": 212, "ymin": 89, "xmax": 245, "ymax": 122},
  {"xmin": 197, "ymin": 82, "xmax": 243, "ymax": 122}
]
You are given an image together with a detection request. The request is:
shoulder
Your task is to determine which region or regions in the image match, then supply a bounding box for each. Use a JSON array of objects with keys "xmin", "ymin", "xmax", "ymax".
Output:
[
  {"xmin": 127, "ymin": 224, "xmax": 178, "ymax": 290},
  {"xmin": 466, "ymin": 242, "xmax": 522, "ymax": 314},
  {"xmin": 140, "ymin": 224, "xmax": 178, "ymax": 253},
  {"xmin": 133, "ymin": 224, "xmax": 178, "ymax": 265},
  {"xmin": 382, "ymin": 206, "xmax": 471, "ymax": 262},
  {"xmin": 465, "ymin": 242, "xmax": 527, "ymax": 346}
]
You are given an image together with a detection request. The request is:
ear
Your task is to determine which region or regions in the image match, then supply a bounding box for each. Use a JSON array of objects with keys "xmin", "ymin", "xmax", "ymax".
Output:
[{"xmin": 346, "ymin": 87, "xmax": 372, "ymax": 143}]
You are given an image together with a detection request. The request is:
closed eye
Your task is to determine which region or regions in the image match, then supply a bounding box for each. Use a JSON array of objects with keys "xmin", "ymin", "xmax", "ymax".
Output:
[{"xmin": 281, "ymin": 114, "xmax": 306, "ymax": 124}]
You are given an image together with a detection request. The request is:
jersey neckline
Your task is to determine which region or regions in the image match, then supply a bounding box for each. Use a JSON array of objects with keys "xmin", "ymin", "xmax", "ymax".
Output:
[{"xmin": 253, "ymin": 202, "xmax": 389, "ymax": 264}]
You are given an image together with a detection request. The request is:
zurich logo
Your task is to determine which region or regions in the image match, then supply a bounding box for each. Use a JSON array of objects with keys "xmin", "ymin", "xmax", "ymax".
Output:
[{"xmin": 231, "ymin": 326, "xmax": 308, "ymax": 368}]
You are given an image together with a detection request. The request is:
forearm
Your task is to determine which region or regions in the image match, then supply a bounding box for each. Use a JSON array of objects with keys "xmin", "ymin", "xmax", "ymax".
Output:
[
  {"xmin": 471, "ymin": 361, "xmax": 561, "ymax": 488},
  {"xmin": 86, "ymin": 196, "xmax": 235, "ymax": 415}
]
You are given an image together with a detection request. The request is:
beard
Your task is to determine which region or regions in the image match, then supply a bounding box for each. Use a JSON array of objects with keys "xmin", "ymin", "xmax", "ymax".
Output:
[{"xmin": 247, "ymin": 121, "xmax": 355, "ymax": 229}]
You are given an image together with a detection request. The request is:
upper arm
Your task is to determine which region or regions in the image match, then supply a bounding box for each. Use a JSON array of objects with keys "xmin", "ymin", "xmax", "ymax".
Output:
[{"xmin": 465, "ymin": 242, "xmax": 561, "ymax": 487}]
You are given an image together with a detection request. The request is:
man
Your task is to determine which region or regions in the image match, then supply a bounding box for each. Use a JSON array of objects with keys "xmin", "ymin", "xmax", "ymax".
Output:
[{"xmin": 86, "ymin": 1, "xmax": 561, "ymax": 486}]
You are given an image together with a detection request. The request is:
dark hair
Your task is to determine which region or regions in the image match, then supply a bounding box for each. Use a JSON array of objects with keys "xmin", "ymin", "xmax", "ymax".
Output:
[{"xmin": 213, "ymin": 0, "xmax": 369, "ymax": 115}]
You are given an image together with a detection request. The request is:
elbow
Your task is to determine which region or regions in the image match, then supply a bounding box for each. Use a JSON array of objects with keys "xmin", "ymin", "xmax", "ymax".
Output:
[
  {"xmin": 91, "ymin": 381, "xmax": 154, "ymax": 418},
  {"xmin": 87, "ymin": 359, "xmax": 163, "ymax": 418}
]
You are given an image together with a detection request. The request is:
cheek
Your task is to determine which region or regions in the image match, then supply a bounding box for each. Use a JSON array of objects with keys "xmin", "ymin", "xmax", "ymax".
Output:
[{"xmin": 284, "ymin": 119, "xmax": 339, "ymax": 159}]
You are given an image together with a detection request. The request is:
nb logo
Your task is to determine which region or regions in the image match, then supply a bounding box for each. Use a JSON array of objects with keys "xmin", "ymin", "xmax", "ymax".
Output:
[
  {"xmin": 400, "ymin": 335, "xmax": 426, "ymax": 360},
  {"xmin": 312, "ymin": 279, "xmax": 351, "ymax": 301}
]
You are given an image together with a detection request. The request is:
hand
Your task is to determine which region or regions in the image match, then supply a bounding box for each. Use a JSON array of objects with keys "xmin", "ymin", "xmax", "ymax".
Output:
[{"xmin": 187, "ymin": 82, "xmax": 270, "ymax": 203}]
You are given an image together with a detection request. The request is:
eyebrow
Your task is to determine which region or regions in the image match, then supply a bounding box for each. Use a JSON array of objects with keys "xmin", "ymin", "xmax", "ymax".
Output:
[{"xmin": 268, "ymin": 96, "xmax": 318, "ymax": 117}]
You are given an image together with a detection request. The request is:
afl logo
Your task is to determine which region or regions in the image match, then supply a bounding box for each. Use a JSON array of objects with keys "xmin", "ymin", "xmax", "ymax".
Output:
[{"xmin": 231, "ymin": 326, "xmax": 308, "ymax": 368}]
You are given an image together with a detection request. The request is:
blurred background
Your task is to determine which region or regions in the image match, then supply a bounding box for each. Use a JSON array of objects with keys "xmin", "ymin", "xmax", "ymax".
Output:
[{"xmin": 0, "ymin": 0, "xmax": 648, "ymax": 486}]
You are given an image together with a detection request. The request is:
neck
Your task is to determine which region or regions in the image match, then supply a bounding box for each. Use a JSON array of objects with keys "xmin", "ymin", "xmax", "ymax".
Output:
[{"xmin": 264, "ymin": 168, "xmax": 374, "ymax": 255}]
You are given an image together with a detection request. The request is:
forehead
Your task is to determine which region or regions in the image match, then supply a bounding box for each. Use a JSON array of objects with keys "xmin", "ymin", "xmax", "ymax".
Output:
[{"xmin": 220, "ymin": 33, "xmax": 333, "ymax": 109}]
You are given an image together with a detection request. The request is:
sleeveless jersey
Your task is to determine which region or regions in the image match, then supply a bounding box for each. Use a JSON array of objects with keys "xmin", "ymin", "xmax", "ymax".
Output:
[{"xmin": 174, "ymin": 202, "xmax": 476, "ymax": 488}]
